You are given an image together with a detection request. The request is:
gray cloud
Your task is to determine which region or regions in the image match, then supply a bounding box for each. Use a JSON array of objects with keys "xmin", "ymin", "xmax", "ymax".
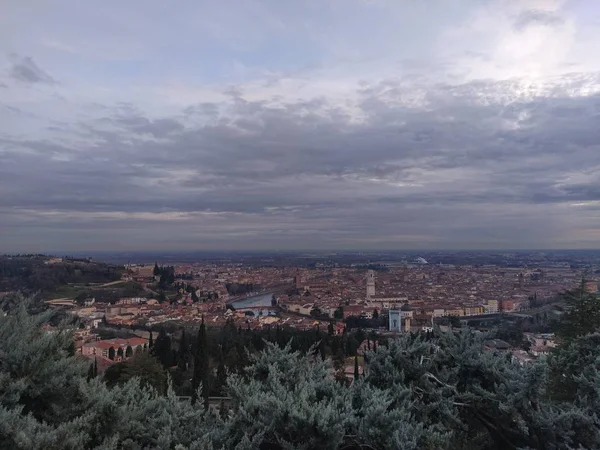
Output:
[
  {"xmin": 513, "ymin": 10, "xmax": 565, "ymax": 31},
  {"xmin": 2, "ymin": 72, "xmax": 600, "ymax": 251},
  {"xmin": 7, "ymin": 54, "xmax": 55, "ymax": 84}
]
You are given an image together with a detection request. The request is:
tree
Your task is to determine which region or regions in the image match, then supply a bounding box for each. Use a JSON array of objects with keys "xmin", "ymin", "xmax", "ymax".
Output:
[
  {"xmin": 334, "ymin": 306, "xmax": 344, "ymax": 320},
  {"xmin": 310, "ymin": 306, "xmax": 323, "ymax": 317},
  {"xmin": 125, "ymin": 345, "xmax": 133, "ymax": 358},
  {"xmin": 215, "ymin": 347, "xmax": 226, "ymax": 395},
  {"xmin": 153, "ymin": 262, "xmax": 160, "ymax": 277},
  {"xmin": 556, "ymin": 288, "xmax": 600, "ymax": 343},
  {"xmin": 192, "ymin": 318, "xmax": 209, "ymax": 409},
  {"xmin": 117, "ymin": 347, "xmax": 124, "ymax": 360},
  {"xmin": 104, "ymin": 351, "xmax": 168, "ymax": 394},
  {"xmin": 328, "ymin": 321, "xmax": 335, "ymax": 336},
  {"xmin": 108, "ymin": 346, "xmax": 116, "ymax": 360},
  {"xmin": 372, "ymin": 308, "xmax": 379, "ymax": 319},
  {"xmin": 149, "ymin": 330, "xmax": 154, "ymax": 348},
  {"xmin": 449, "ymin": 315, "xmax": 461, "ymax": 328},
  {"xmin": 354, "ymin": 355, "xmax": 359, "ymax": 380},
  {"xmin": 152, "ymin": 328, "xmax": 174, "ymax": 368},
  {"xmin": 87, "ymin": 363, "xmax": 95, "ymax": 381},
  {"xmin": 4, "ymin": 294, "xmax": 600, "ymax": 450},
  {"xmin": 548, "ymin": 331, "xmax": 600, "ymax": 402},
  {"xmin": 178, "ymin": 328, "xmax": 188, "ymax": 371}
]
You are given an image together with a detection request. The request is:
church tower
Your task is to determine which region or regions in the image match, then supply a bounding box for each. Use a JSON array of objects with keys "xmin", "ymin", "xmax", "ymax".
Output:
[{"xmin": 366, "ymin": 270, "xmax": 376, "ymax": 299}]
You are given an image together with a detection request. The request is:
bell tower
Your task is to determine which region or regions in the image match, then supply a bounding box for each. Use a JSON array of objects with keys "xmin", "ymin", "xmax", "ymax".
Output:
[{"xmin": 366, "ymin": 270, "xmax": 376, "ymax": 299}]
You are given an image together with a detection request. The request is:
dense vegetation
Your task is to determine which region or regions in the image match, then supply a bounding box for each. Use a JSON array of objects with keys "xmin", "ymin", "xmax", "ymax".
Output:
[
  {"xmin": 0, "ymin": 255, "xmax": 123, "ymax": 297},
  {"xmin": 2, "ymin": 290, "xmax": 600, "ymax": 449},
  {"xmin": 109, "ymin": 320, "xmax": 368, "ymax": 397}
]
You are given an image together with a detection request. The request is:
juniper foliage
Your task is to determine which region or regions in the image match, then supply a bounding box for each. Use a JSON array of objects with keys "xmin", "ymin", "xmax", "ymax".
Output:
[{"xmin": 2, "ymin": 295, "xmax": 600, "ymax": 450}]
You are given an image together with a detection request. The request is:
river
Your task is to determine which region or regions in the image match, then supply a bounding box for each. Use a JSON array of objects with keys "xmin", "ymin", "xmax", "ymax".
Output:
[{"xmin": 228, "ymin": 292, "xmax": 274, "ymax": 309}]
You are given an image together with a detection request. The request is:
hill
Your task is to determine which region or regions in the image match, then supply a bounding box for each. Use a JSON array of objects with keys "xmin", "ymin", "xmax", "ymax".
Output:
[{"xmin": 0, "ymin": 255, "xmax": 141, "ymax": 303}]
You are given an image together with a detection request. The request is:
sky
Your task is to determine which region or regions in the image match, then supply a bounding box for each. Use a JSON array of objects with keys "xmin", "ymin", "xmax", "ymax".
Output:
[{"xmin": 2, "ymin": 0, "xmax": 600, "ymax": 252}]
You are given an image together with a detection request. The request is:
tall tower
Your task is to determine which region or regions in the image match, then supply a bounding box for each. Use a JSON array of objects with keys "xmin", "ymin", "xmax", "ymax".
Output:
[{"xmin": 366, "ymin": 270, "xmax": 376, "ymax": 299}]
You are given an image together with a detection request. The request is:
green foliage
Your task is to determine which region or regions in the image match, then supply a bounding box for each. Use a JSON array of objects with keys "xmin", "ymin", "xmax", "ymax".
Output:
[
  {"xmin": 489, "ymin": 323, "xmax": 527, "ymax": 349},
  {"xmin": 556, "ymin": 288, "xmax": 600, "ymax": 343},
  {"xmin": 333, "ymin": 306, "xmax": 344, "ymax": 320},
  {"xmin": 225, "ymin": 342, "xmax": 354, "ymax": 449},
  {"xmin": 192, "ymin": 319, "xmax": 210, "ymax": 408},
  {"xmin": 104, "ymin": 352, "xmax": 168, "ymax": 394},
  {"xmin": 3, "ymin": 291, "xmax": 600, "ymax": 450},
  {"xmin": 0, "ymin": 255, "xmax": 123, "ymax": 296},
  {"xmin": 152, "ymin": 327, "xmax": 174, "ymax": 368},
  {"xmin": 0, "ymin": 296, "xmax": 216, "ymax": 449}
]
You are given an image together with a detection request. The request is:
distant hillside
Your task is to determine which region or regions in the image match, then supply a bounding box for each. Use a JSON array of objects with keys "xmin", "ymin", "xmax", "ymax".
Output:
[{"xmin": 0, "ymin": 255, "xmax": 127, "ymax": 300}]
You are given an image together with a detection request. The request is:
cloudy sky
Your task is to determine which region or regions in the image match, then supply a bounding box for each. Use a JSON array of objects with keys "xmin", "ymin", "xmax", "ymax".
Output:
[{"xmin": 2, "ymin": 0, "xmax": 600, "ymax": 252}]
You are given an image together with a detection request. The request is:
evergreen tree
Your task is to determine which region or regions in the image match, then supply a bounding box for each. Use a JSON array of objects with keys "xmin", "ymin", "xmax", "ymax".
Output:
[
  {"xmin": 556, "ymin": 288, "xmax": 600, "ymax": 343},
  {"xmin": 87, "ymin": 363, "xmax": 95, "ymax": 381},
  {"xmin": 177, "ymin": 329, "xmax": 187, "ymax": 371},
  {"xmin": 334, "ymin": 306, "xmax": 344, "ymax": 320},
  {"xmin": 192, "ymin": 318, "xmax": 210, "ymax": 409},
  {"xmin": 354, "ymin": 355, "xmax": 359, "ymax": 380},
  {"xmin": 108, "ymin": 346, "xmax": 115, "ymax": 360},
  {"xmin": 125, "ymin": 345, "xmax": 133, "ymax": 358},
  {"xmin": 153, "ymin": 262, "xmax": 160, "ymax": 277},
  {"xmin": 152, "ymin": 328, "xmax": 174, "ymax": 368},
  {"xmin": 104, "ymin": 351, "xmax": 168, "ymax": 394},
  {"xmin": 215, "ymin": 347, "xmax": 226, "ymax": 395},
  {"xmin": 149, "ymin": 329, "xmax": 154, "ymax": 348},
  {"xmin": 3, "ymin": 293, "xmax": 600, "ymax": 450}
]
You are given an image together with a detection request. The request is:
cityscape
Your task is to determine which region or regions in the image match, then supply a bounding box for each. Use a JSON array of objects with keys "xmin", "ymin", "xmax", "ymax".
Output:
[
  {"xmin": 3, "ymin": 0, "xmax": 600, "ymax": 448},
  {"xmin": 2, "ymin": 250, "xmax": 597, "ymax": 378}
]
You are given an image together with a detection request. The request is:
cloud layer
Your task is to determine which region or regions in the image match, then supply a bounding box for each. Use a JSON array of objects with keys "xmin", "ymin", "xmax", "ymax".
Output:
[{"xmin": 1, "ymin": 0, "xmax": 600, "ymax": 252}]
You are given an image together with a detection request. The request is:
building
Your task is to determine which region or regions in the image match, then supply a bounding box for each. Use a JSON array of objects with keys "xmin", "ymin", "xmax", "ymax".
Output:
[
  {"xmin": 389, "ymin": 309, "xmax": 402, "ymax": 332},
  {"xmin": 486, "ymin": 300, "xmax": 499, "ymax": 314},
  {"xmin": 584, "ymin": 281, "xmax": 598, "ymax": 294},
  {"xmin": 366, "ymin": 270, "xmax": 376, "ymax": 299},
  {"xmin": 82, "ymin": 337, "xmax": 148, "ymax": 361},
  {"xmin": 464, "ymin": 305, "xmax": 483, "ymax": 316}
]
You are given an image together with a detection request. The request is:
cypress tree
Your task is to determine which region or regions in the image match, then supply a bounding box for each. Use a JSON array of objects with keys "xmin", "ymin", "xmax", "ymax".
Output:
[
  {"xmin": 178, "ymin": 328, "xmax": 188, "ymax": 371},
  {"xmin": 149, "ymin": 330, "xmax": 154, "ymax": 348},
  {"xmin": 216, "ymin": 347, "xmax": 226, "ymax": 395},
  {"xmin": 219, "ymin": 398, "xmax": 227, "ymax": 420},
  {"xmin": 192, "ymin": 317, "xmax": 209, "ymax": 409},
  {"xmin": 354, "ymin": 355, "xmax": 359, "ymax": 380},
  {"xmin": 93, "ymin": 357, "xmax": 98, "ymax": 377},
  {"xmin": 87, "ymin": 363, "xmax": 94, "ymax": 381},
  {"xmin": 152, "ymin": 327, "xmax": 173, "ymax": 368}
]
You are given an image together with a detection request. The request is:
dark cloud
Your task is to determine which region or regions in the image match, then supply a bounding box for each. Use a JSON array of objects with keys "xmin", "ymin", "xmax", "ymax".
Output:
[
  {"xmin": 2, "ymin": 73, "xmax": 600, "ymax": 250},
  {"xmin": 513, "ymin": 10, "xmax": 565, "ymax": 31},
  {"xmin": 7, "ymin": 54, "xmax": 55, "ymax": 85}
]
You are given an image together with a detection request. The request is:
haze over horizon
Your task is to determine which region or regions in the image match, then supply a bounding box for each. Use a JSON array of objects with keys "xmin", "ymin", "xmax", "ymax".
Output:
[{"xmin": 2, "ymin": 0, "xmax": 600, "ymax": 252}]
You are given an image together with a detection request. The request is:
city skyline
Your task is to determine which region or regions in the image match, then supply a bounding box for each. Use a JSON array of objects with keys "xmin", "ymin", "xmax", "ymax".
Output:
[{"xmin": 2, "ymin": 1, "xmax": 600, "ymax": 252}]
